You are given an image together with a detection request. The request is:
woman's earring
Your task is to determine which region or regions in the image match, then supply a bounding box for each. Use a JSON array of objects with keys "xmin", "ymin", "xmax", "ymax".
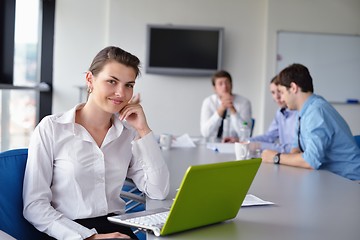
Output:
[{"xmin": 87, "ymin": 87, "xmax": 93, "ymax": 94}]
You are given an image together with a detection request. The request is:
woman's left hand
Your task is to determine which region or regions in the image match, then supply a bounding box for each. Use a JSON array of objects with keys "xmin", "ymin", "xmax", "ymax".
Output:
[{"xmin": 119, "ymin": 96, "xmax": 151, "ymax": 137}]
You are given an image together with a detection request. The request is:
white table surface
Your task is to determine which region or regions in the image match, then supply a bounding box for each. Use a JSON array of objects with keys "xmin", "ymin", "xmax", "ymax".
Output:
[{"xmin": 146, "ymin": 146, "xmax": 360, "ymax": 240}]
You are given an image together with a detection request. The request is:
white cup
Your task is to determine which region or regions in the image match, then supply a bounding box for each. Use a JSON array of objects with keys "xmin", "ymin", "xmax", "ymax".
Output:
[
  {"xmin": 159, "ymin": 134, "xmax": 172, "ymax": 150},
  {"xmin": 235, "ymin": 142, "xmax": 249, "ymax": 160}
]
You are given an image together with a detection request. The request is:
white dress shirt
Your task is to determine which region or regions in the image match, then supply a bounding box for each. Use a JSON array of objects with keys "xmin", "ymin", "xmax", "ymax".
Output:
[
  {"xmin": 23, "ymin": 104, "xmax": 170, "ymax": 239},
  {"xmin": 200, "ymin": 94, "xmax": 252, "ymax": 138},
  {"xmin": 0, "ymin": 231, "xmax": 16, "ymax": 240}
]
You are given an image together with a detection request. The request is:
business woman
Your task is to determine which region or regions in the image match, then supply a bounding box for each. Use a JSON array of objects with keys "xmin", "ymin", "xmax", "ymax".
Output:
[{"xmin": 23, "ymin": 46, "xmax": 170, "ymax": 239}]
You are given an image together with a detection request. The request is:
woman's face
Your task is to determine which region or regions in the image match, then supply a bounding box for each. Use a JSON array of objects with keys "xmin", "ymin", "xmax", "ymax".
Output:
[{"xmin": 87, "ymin": 61, "xmax": 136, "ymax": 114}]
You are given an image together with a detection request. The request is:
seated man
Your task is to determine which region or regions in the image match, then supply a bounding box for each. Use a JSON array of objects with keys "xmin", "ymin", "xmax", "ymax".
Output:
[
  {"xmin": 200, "ymin": 70, "xmax": 252, "ymax": 143},
  {"xmin": 262, "ymin": 63, "xmax": 360, "ymax": 181},
  {"xmin": 250, "ymin": 76, "xmax": 297, "ymax": 153}
]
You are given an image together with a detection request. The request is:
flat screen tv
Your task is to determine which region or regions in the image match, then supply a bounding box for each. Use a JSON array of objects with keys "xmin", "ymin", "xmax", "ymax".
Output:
[{"xmin": 146, "ymin": 24, "xmax": 224, "ymax": 76}]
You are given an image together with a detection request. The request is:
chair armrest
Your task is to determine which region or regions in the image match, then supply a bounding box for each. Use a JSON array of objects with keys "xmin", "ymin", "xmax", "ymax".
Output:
[{"xmin": 120, "ymin": 191, "xmax": 146, "ymax": 204}]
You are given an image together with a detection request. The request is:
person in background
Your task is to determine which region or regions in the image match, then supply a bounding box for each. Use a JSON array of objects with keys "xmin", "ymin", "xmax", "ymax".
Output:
[
  {"xmin": 250, "ymin": 75, "xmax": 297, "ymax": 153},
  {"xmin": 200, "ymin": 70, "xmax": 252, "ymax": 143},
  {"xmin": 23, "ymin": 46, "xmax": 170, "ymax": 239},
  {"xmin": 262, "ymin": 63, "xmax": 360, "ymax": 180}
]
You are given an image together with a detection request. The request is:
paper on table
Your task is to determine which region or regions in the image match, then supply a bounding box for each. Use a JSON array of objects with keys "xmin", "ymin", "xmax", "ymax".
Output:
[
  {"xmin": 206, "ymin": 143, "xmax": 235, "ymax": 153},
  {"xmin": 241, "ymin": 194, "xmax": 274, "ymax": 207},
  {"xmin": 172, "ymin": 134, "xmax": 196, "ymax": 148}
]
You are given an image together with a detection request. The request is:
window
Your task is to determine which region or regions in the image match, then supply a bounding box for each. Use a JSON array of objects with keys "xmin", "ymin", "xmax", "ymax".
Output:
[
  {"xmin": 0, "ymin": 0, "xmax": 55, "ymax": 151},
  {"xmin": 0, "ymin": 89, "xmax": 36, "ymax": 150},
  {"xmin": 14, "ymin": 0, "xmax": 40, "ymax": 87}
]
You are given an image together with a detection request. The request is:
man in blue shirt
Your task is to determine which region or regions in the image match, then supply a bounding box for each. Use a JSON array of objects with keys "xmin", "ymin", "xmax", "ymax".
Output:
[
  {"xmin": 262, "ymin": 63, "xmax": 360, "ymax": 180},
  {"xmin": 250, "ymin": 76, "xmax": 297, "ymax": 153}
]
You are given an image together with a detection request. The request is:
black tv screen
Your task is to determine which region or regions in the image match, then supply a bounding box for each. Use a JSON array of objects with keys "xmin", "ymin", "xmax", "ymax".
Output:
[{"xmin": 146, "ymin": 25, "xmax": 224, "ymax": 76}]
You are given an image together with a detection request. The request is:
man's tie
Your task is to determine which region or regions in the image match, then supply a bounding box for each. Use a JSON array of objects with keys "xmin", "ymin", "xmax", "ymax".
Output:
[
  {"xmin": 280, "ymin": 107, "xmax": 286, "ymax": 116},
  {"xmin": 217, "ymin": 110, "xmax": 227, "ymax": 139},
  {"xmin": 298, "ymin": 117, "xmax": 304, "ymax": 152}
]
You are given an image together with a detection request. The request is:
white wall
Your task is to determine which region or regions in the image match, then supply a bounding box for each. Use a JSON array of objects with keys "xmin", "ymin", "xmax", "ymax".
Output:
[
  {"xmin": 53, "ymin": 0, "xmax": 109, "ymax": 111},
  {"xmin": 53, "ymin": 0, "xmax": 360, "ymax": 137},
  {"xmin": 263, "ymin": 0, "xmax": 360, "ymax": 135}
]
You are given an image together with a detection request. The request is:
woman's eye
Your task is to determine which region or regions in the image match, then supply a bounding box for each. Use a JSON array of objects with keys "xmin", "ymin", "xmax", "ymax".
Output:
[
  {"xmin": 108, "ymin": 80, "xmax": 116, "ymax": 85},
  {"xmin": 126, "ymin": 83, "xmax": 134, "ymax": 88}
]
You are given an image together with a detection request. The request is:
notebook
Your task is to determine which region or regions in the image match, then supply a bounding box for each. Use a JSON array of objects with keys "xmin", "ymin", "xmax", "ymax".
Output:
[{"xmin": 108, "ymin": 158, "xmax": 261, "ymax": 236}]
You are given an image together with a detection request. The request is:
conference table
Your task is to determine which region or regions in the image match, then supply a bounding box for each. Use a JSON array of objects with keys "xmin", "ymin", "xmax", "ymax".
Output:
[{"xmin": 146, "ymin": 145, "xmax": 360, "ymax": 240}]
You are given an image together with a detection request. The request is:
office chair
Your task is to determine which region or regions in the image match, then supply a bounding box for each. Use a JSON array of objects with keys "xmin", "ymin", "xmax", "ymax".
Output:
[
  {"xmin": 120, "ymin": 179, "xmax": 146, "ymax": 239},
  {"xmin": 121, "ymin": 179, "xmax": 145, "ymax": 213},
  {"xmin": 354, "ymin": 135, "xmax": 360, "ymax": 184},
  {"xmin": 0, "ymin": 148, "xmax": 48, "ymax": 239},
  {"xmin": 354, "ymin": 135, "xmax": 360, "ymax": 148}
]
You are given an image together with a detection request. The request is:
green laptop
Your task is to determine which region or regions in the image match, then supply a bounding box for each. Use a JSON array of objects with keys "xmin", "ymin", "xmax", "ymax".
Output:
[{"xmin": 108, "ymin": 158, "xmax": 261, "ymax": 236}]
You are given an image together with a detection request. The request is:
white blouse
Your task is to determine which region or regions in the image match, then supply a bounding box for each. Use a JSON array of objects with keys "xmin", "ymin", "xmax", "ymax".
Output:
[{"xmin": 23, "ymin": 104, "xmax": 170, "ymax": 239}]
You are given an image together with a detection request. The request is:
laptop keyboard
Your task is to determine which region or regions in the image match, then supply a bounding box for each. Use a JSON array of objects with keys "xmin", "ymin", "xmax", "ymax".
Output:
[{"xmin": 123, "ymin": 211, "xmax": 169, "ymax": 227}]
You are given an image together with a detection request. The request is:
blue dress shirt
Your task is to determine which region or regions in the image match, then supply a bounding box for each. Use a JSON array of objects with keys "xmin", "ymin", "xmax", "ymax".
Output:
[
  {"xmin": 296, "ymin": 94, "xmax": 360, "ymax": 180},
  {"xmin": 250, "ymin": 108, "xmax": 297, "ymax": 153}
]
